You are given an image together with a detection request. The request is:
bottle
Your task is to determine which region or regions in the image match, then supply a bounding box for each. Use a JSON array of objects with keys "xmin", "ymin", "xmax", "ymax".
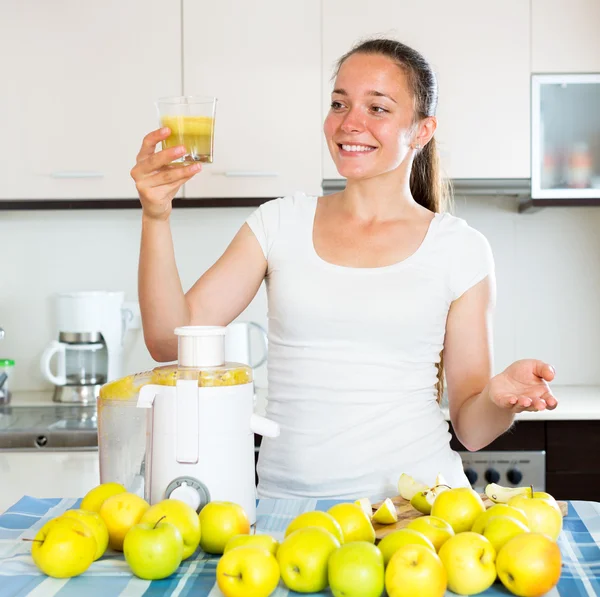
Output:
[{"xmin": 0, "ymin": 359, "xmax": 14, "ymax": 404}]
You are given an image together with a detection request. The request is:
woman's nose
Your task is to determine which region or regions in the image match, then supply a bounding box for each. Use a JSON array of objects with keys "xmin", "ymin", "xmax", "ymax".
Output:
[{"xmin": 340, "ymin": 108, "xmax": 365, "ymax": 133}]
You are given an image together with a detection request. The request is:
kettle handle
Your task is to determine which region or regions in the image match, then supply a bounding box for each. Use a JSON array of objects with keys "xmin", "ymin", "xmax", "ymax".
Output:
[
  {"xmin": 247, "ymin": 322, "xmax": 268, "ymax": 369},
  {"xmin": 40, "ymin": 340, "xmax": 67, "ymax": 385}
]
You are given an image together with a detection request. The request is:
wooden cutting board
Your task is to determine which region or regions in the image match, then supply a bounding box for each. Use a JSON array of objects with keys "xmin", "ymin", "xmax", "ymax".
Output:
[{"xmin": 371, "ymin": 495, "xmax": 568, "ymax": 540}]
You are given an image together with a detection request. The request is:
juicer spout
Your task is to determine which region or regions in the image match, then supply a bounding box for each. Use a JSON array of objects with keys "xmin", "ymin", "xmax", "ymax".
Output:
[{"xmin": 250, "ymin": 414, "xmax": 280, "ymax": 438}]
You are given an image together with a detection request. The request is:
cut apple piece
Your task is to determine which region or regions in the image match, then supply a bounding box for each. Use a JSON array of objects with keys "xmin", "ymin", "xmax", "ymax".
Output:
[
  {"xmin": 485, "ymin": 483, "xmax": 532, "ymax": 503},
  {"xmin": 354, "ymin": 497, "xmax": 373, "ymax": 520},
  {"xmin": 435, "ymin": 472, "xmax": 451, "ymax": 489},
  {"xmin": 371, "ymin": 498, "xmax": 398, "ymax": 524},
  {"xmin": 397, "ymin": 473, "xmax": 429, "ymax": 501}
]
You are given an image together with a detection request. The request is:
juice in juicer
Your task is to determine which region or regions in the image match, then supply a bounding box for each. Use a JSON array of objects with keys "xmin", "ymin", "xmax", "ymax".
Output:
[{"xmin": 97, "ymin": 326, "xmax": 279, "ymax": 524}]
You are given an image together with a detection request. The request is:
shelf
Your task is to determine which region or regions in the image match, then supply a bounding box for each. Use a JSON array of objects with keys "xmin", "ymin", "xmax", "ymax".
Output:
[{"xmin": 518, "ymin": 197, "xmax": 600, "ymax": 213}]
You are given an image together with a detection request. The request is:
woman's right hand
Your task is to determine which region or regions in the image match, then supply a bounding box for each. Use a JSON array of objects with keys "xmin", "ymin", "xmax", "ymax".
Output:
[{"xmin": 130, "ymin": 127, "xmax": 201, "ymax": 221}]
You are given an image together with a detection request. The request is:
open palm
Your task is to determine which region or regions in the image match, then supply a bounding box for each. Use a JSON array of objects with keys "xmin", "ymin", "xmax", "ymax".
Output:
[{"xmin": 488, "ymin": 359, "xmax": 557, "ymax": 413}]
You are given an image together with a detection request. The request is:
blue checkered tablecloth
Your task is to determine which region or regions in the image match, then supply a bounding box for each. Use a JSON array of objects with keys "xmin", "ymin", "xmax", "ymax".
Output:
[{"xmin": 0, "ymin": 496, "xmax": 599, "ymax": 596}]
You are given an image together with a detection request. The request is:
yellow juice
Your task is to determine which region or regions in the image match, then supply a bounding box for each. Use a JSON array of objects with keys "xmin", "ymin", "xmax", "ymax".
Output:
[{"xmin": 161, "ymin": 115, "xmax": 214, "ymax": 163}]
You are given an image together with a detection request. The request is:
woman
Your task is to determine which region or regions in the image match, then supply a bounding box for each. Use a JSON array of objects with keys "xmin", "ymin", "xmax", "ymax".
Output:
[{"xmin": 131, "ymin": 38, "xmax": 557, "ymax": 501}]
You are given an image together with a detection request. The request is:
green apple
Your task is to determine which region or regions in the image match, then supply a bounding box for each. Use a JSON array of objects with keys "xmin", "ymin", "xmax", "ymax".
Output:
[
  {"xmin": 482, "ymin": 515, "xmax": 530, "ymax": 553},
  {"xmin": 471, "ymin": 503, "xmax": 528, "ymax": 534},
  {"xmin": 224, "ymin": 533, "xmax": 279, "ymax": 556},
  {"xmin": 276, "ymin": 526, "xmax": 340, "ymax": 592},
  {"xmin": 60, "ymin": 509, "xmax": 109, "ymax": 560},
  {"xmin": 406, "ymin": 516, "xmax": 454, "ymax": 552},
  {"xmin": 31, "ymin": 517, "xmax": 97, "ymax": 578},
  {"xmin": 199, "ymin": 501, "xmax": 250, "ymax": 554},
  {"xmin": 217, "ymin": 546, "xmax": 280, "ymax": 597},
  {"xmin": 385, "ymin": 544, "xmax": 447, "ymax": 597},
  {"xmin": 507, "ymin": 495, "xmax": 563, "ymax": 541},
  {"xmin": 430, "ymin": 487, "xmax": 486, "ymax": 533},
  {"xmin": 378, "ymin": 528, "xmax": 435, "ymax": 566},
  {"xmin": 327, "ymin": 503, "xmax": 376, "ymax": 543},
  {"xmin": 410, "ymin": 491, "xmax": 432, "ymax": 515},
  {"xmin": 438, "ymin": 532, "xmax": 496, "ymax": 595},
  {"xmin": 285, "ymin": 510, "xmax": 344, "ymax": 543},
  {"xmin": 123, "ymin": 519, "xmax": 183, "ymax": 580},
  {"xmin": 140, "ymin": 498, "xmax": 201, "ymax": 559},
  {"xmin": 328, "ymin": 542, "xmax": 384, "ymax": 597}
]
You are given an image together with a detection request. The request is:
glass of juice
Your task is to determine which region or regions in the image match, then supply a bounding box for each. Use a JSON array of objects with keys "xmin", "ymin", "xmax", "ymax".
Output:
[{"xmin": 155, "ymin": 96, "xmax": 217, "ymax": 164}]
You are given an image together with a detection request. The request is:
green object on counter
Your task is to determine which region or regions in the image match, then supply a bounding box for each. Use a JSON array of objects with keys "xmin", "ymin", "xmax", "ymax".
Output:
[{"xmin": 0, "ymin": 359, "xmax": 14, "ymax": 367}]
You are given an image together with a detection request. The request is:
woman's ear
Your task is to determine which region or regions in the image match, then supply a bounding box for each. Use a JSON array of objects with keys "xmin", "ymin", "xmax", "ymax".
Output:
[{"xmin": 413, "ymin": 116, "xmax": 437, "ymax": 149}]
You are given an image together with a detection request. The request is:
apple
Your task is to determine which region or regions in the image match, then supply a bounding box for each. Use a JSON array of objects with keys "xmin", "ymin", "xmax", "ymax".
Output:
[
  {"xmin": 30, "ymin": 517, "xmax": 97, "ymax": 578},
  {"xmin": 508, "ymin": 495, "xmax": 563, "ymax": 541},
  {"xmin": 398, "ymin": 473, "xmax": 428, "ymax": 501},
  {"xmin": 123, "ymin": 519, "xmax": 183, "ymax": 580},
  {"xmin": 327, "ymin": 503, "xmax": 376, "ymax": 543},
  {"xmin": 328, "ymin": 542, "xmax": 384, "ymax": 597},
  {"xmin": 386, "ymin": 544, "xmax": 447, "ymax": 597},
  {"xmin": 285, "ymin": 510, "xmax": 344, "ymax": 543},
  {"xmin": 482, "ymin": 515, "xmax": 530, "ymax": 553},
  {"xmin": 430, "ymin": 487, "xmax": 486, "ymax": 533},
  {"xmin": 496, "ymin": 533, "xmax": 562, "ymax": 597},
  {"xmin": 224, "ymin": 533, "xmax": 279, "ymax": 556},
  {"xmin": 140, "ymin": 498, "xmax": 201, "ymax": 559},
  {"xmin": 410, "ymin": 491, "xmax": 432, "ymax": 515},
  {"xmin": 471, "ymin": 503, "xmax": 529, "ymax": 534},
  {"xmin": 80, "ymin": 482, "xmax": 127, "ymax": 513},
  {"xmin": 276, "ymin": 526, "xmax": 340, "ymax": 592},
  {"xmin": 99, "ymin": 492, "xmax": 150, "ymax": 551},
  {"xmin": 199, "ymin": 501, "xmax": 250, "ymax": 554},
  {"xmin": 60, "ymin": 509, "xmax": 109, "ymax": 560},
  {"xmin": 437, "ymin": 532, "xmax": 496, "ymax": 595},
  {"xmin": 406, "ymin": 516, "xmax": 454, "ymax": 552},
  {"xmin": 217, "ymin": 546, "xmax": 280, "ymax": 597},
  {"xmin": 377, "ymin": 528, "xmax": 435, "ymax": 566}
]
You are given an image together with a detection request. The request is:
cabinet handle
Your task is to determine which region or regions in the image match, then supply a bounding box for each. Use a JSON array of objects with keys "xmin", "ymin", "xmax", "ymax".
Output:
[
  {"xmin": 222, "ymin": 171, "xmax": 280, "ymax": 178},
  {"xmin": 50, "ymin": 171, "xmax": 105, "ymax": 179}
]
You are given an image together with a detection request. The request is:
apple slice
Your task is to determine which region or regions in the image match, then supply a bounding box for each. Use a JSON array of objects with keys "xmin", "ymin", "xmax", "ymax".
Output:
[
  {"xmin": 372, "ymin": 498, "xmax": 398, "ymax": 525},
  {"xmin": 354, "ymin": 497, "xmax": 373, "ymax": 520},
  {"xmin": 398, "ymin": 473, "xmax": 428, "ymax": 501},
  {"xmin": 485, "ymin": 483, "xmax": 532, "ymax": 504}
]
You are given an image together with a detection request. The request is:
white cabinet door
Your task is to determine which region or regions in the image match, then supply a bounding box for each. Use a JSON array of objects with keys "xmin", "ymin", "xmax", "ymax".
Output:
[
  {"xmin": 322, "ymin": 0, "xmax": 530, "ymax": 180},
  {"xmin": 532, "ymin": 0, "xmax": 600, "ymax": 73},
  {"xmin": 182, "ymin": 0, "xmax": 322, "ymax": 199},
  {"xmin": 0, "ymin": 452, "xmax": 99, "ymax": 513},
  {"xmin": 0, "ymin": 1, "xmax": 181, "ymax": 200}
]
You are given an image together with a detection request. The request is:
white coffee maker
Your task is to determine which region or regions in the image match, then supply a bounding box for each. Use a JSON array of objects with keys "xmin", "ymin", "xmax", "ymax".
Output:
[{"xmin": 41, "ymin": 291, "xmax": 136, "ymax": 404}]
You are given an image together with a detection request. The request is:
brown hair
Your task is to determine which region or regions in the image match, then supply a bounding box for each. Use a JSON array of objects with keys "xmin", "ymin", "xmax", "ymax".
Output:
[{"xmin": 334, "ymin": 38, "xmax": 452, "ymax": 403}]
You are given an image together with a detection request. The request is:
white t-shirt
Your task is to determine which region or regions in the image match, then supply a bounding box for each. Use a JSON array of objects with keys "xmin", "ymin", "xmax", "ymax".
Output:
[{"xmin": 246, "ymin": 192, "xmax": 495, "ymax": 501}]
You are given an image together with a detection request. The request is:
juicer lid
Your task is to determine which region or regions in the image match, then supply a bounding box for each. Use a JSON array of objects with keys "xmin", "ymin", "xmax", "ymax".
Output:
[{"xmin": 174, "ymin": 326, "xmax": 227, "ymax": 367}]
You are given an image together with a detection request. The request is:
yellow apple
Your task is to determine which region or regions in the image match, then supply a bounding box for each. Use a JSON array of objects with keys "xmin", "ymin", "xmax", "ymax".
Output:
[
  {"xmin": 99, "ymin": 492, "xmax": 150, "ymax": 551},
  {"xmin": 386, "ymin": 544, "xmax": 447, "ymax": 597},
  {"xmin": 471, "ymin": 503, "xmax": 529, "ymax": 534},
  {"xmin": 31, "ymin": 517, "xmax": 97, "ymax": 578},
  {"xmin": 482, "ymin": 515, "xmax": 530, "ymax": 553},
  {"xmin": 124, "ymin": 519, "xmax": 183, "ymax": 579},
  {"xmin": 508, "ymin": 495, "xmax": 563, "ymax": 541},
  {"xmin": 140, "ymin": 498, "xmax": 201, "ymax": 559},
  {"xmin": 199, "ymin": 501, "xmax": 250, "ymax": 554},
  {"xmin": 328, "ymin": 542, "xmax": 384, "ymax": 597},
  {"xmin": 80, "ymin": 482, "xmax": 127, "ymax": 513},
  {"xmin": 224, "ymin": 533, "xmax": 279, "ymax": 556},
  {"xmin": 372, "ymin": 498, "xmax": 398, "ymax": 524},
  {"xmin": 276, "ymin": 527, "xmax": 340, "ymax": 592},
  {"xmin": 496, "ymin": 533, "xmax": 562, "ymax": 597},
  {"xmin": 377, "ymin": 528, "xmax": 435, "ymax": 566},
  {"xmin": 431, "ymin": 487, "xmax": 486, "ymax": 533},
  {"xmin": 217, "ymin": 546, "xmax": 280, "ymax": 597},
  {"xmin": 410, "ymin": 491, "xmax": 432, "ymax": 515},
  {"xmin": 60, "ymin": 509, "xmax": 109, "ymax": 560},
  {"xmin": 438, "ymin": 532, "xmax": 496, "ymax": 595},
  {"xmin": 327, "ymin": 503, "xmax": 376, "ymax": 543},
  {"xmin": 355, "ymin": 497, "xmax": 373, "ymax": 519},
  {"xmin": 284, "ymin": 510, "xmax": 344, "ymax": 543},
  {"xmin": 398, "ymin": 473, "xmax": 429, "ymax": 501},
  {"xmin": 406, "ymin": 516, "xmax": 455, "ymax": 552}
]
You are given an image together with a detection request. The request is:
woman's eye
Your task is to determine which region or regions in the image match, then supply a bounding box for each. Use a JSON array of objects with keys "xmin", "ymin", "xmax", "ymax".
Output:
[
  {"xmin": 371, "ymin": 106, "xmax": 388, "ymax": 114},
  {"xmin": 330, "ymin": 101, "xmax": 345, "ymax": 110}
]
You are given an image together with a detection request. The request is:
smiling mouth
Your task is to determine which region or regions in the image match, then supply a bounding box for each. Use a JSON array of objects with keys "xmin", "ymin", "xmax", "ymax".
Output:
[{"xmin": 337, "ymin": 143, "xmax": 377, "ymax": 153}]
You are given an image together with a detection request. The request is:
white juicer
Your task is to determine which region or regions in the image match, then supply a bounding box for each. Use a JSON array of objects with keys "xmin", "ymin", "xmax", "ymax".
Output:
[{"xmin": 137, "ymin": 326, "xmax": 279, "ymax": 524}]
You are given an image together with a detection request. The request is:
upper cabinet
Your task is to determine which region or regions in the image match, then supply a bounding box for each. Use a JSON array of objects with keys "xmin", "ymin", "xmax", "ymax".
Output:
[
  {"xmin": 0, "ymin": 1, "xmax": 181, "ymax": 200},
  {"xmin": 181, "ymin": 0, "xmax": 322, "ymax": 199},
  {"xmin": 532, "ymin": 0, "xmax": 600, "ymax": 73},
  {"xmin": 322, "ymin": 0, "xmax": 531, "ymax": 180}
]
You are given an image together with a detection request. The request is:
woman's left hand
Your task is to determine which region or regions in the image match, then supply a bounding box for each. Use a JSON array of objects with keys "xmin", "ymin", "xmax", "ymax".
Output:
[{"xmin": 488, "ymin": 359, "xmax": 558, "ymax": 412}]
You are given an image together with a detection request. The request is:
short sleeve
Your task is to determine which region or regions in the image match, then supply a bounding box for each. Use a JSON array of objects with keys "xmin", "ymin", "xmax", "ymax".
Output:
[
  {"xmin": 245, "ymin": 198, "xmax": 285, "ymax": 260},
  {"xmin": 449, "ymin": 224, "xmax": 495, "ymax": 301}
]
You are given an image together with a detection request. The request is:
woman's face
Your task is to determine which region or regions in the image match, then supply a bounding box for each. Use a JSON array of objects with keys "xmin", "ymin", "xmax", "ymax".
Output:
[{"xmin": 323, "ymin": 52, "xmax": 419, "ymax": 181}]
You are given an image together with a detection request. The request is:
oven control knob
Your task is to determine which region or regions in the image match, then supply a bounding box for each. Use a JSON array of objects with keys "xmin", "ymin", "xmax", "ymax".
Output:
[
  {"xmin": 506, "ymin": 468, "xmax": 523, "ymax": 485},
  {"xmin": 464, "ymin": 468, "xmax": 478, "ymax": 485},
  {"xmin": 484, "ymin": 469, "xmax": 501, "ymax": 484}
]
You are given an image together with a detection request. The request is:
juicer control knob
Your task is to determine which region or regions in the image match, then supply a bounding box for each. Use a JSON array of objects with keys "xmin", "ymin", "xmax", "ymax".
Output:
[{"xmin": 165, "ymin": 477, "xmax": 211, "ymax": 513}]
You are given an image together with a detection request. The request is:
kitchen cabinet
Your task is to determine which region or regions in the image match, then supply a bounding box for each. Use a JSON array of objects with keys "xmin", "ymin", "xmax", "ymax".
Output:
[
  {"xmin": 532, "ymin": 0, "xmax": 600, "ymax": 73},
  {"xmin": 182, "ymin": 0, "xmax": 322, "ymax": 199},
  {"xmin": 322, "ymin": 0, "xmax": 531, "ymax": 180},
  {"xmin": 0, "ymin": 1, "xmax": 181, "ymax": 201}
]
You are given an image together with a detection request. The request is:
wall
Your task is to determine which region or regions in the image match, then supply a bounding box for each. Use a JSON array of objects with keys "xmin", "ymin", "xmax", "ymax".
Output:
[{"xmin": 2, "ymin": 197, "xmax": 600, "ymax": 392}]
